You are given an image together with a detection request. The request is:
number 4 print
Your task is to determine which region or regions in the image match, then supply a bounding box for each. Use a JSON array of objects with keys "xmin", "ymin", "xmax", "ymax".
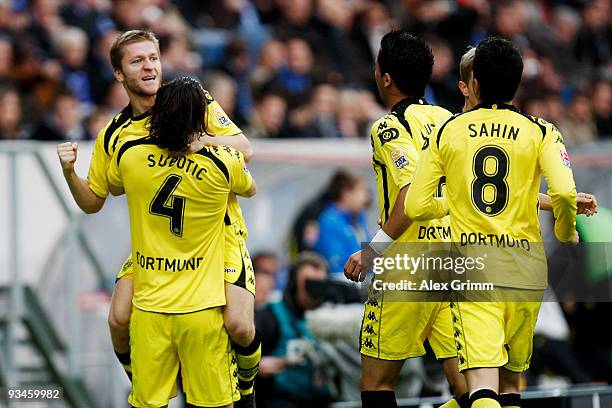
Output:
[{"xmin": 150, "ymin": 174, "xmax": 186, "ymax": 237}]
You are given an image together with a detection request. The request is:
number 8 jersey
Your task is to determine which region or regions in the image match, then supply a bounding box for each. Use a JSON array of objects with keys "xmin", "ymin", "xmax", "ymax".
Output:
[
  {"xmin": 406, "ymin": 103, "xmax": 577, "ymax": 289},
  {"xmin": 108, "ymin": 140, "xmax": 253, "ymax": 313}
]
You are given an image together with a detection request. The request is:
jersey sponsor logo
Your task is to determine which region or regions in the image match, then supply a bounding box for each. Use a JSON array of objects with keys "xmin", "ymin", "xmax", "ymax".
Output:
[
  {"xmin": 560, "ymin": 149, "xmax": 571, "ymax": 167},
  {"xmin": 213, "ymin": 106, "xmax": 232, "ymax": 127},
  {"xmin": 390, "ymin": 147, "xmax": 408, "ymax": 169},
  {"xmin": 225, "ymin": 267, "xmax": 238, "ymax": 274},
  {"xmin": 378, "ymin": 128, "xmax": 399, "ymax": 145}
]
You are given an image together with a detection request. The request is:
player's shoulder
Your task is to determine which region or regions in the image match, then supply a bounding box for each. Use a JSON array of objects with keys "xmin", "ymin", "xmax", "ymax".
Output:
[
  {"xmin": 195, "ymin": 145, "xmax": 244, "ymax": 182},
  {"xmin": 435, "ymin": 110, "xmax": 471, "ymax": 147},
  {"xmin": 515, "ymin": 112, "xmax": 559, "ymax": 140},
  {"xmin": 96, "ymin": 105, "xmax": 133, "ymax": 155},
  {"xmin": 371, "ymin": 114, "xmax": 406, "ymax": 147},
  {"xmin": 115, "ymin": 135, "xmax": 156, "ymax": 165}
]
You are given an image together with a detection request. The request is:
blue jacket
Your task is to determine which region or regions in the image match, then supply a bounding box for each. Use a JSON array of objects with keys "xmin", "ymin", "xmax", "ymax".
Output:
[{"xmin": 314, "ymin": 204, "xmax": 370, "ymax": 277}]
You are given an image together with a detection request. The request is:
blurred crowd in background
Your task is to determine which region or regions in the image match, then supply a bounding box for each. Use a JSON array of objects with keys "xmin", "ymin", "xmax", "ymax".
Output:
[{"xmin": 0, "ymin": 0, "xmax": 610, "ymax": 145}]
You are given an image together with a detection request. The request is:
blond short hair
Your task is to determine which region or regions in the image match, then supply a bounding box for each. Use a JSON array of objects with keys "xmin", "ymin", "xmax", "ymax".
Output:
[
  {"xmin": 110, "ymin": 30, "xmax": 159, "ymax": 70},
  {"xmin": 459, "ymin": 47, "xmax": 476, "ymax": 84}
]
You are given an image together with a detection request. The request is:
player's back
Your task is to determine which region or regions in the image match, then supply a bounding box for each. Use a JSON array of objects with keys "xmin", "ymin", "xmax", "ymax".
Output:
[
  {"xmin": 109, "ymin": 137, "xmax": 252, "ymax": 313},
  {"xmin": 437, "ymin": 103, "xmax": 558, "ymax": 242},
  {"xmin": 435, "ymin": 103, "xmax": 576, "ymax": 288},
  {"xmin": 371, "ymin": 97, "xmax": 453, "ymax": 243}
]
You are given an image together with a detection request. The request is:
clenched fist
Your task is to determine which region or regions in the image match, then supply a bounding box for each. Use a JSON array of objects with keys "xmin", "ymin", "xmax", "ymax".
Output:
[{"xmin": 57, "ymin": 142, "xmax": 78, "ymax": 173}]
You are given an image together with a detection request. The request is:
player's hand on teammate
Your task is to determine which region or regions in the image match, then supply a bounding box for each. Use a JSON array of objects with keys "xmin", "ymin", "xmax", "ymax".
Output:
[
  {"xmin": 57, "ymin": 142, "xmax": 78, "ymax": 173},
  {"xmin": 344, "ymin": 246, "xmax": 377, "ymax": 282},
  {"xmin": 576, "ymin": 192, "xmax": 598, "ymax": 217}
]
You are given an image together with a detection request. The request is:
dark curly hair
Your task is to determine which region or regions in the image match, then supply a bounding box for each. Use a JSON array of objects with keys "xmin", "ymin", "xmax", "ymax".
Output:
[
  {"xmin": 473, "ymin": 37, "xmax": 523, "ymax": 103},
  {"xmin": 377, "ymin": 30, "xmax": 433, "ymax": 97},
  {"xmin": 148, "ymin": 77, "xmax": 208, "ymax": 153}
]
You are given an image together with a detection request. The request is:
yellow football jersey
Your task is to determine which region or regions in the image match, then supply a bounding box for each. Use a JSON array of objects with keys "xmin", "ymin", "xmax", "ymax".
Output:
[
  {"xmin": 406, "ymin": 103, "xmax": 577, "ymax": 289},
  {"xmin": 88, "ymin": 91, "xmax": 242, "ymax": 199},
  {"xmin": 107, "ymin": 139, "xmax": 253, "ymax": 313},
  {"xmin": 371, "ymin": 97, "xmax": 452, "ymax": 242}
]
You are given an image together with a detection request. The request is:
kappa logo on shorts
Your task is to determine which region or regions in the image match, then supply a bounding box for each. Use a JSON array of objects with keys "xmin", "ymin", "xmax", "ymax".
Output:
[
  {"xmin": 363, "ymin": 324, "xmax": 376, "ymax": 335},
  {"xmin": 456, "ymin": 343, "xmax": 462, "ymax": 351},
  {"xmin": 362, "ymin": 338, "xmax": 376, "ymax": 349},
  {"xmin": 366, "ymin": 311, "xmax": 378, "ymax": 322},
  {"xmin": 454, "ymin": 329, "xmax": 461, "ymax": 338},
  {"xmin": 366, "ymin": 298, "xmax": 380, "ymax": 308}
]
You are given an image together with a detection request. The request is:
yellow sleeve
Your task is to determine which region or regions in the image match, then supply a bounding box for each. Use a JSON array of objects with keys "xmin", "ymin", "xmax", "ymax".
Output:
[
  {"xmin": 538, "ymin": 122, "xmax": 577, "ymax": 242},
  {"xmin": 106, "ymin": 140, "xmax": 123, "ymax": 192},
  {"xmin": 372, "ymin": 117, "xmax": 419, "ymax": 189},
  {"xmin": 404, "ymin": 131, "xmax": 448, "ymax": 221},
  {"xmin": 87, "ymin": 120, "xmax": 114, "ymax": 198},
  {"xmin": 204, "ymin": 91, "xmax": 242, "ymax": 136},
  {"xmin": 216, "ymin": 146, "xmax": 253, "ymax": 194}
]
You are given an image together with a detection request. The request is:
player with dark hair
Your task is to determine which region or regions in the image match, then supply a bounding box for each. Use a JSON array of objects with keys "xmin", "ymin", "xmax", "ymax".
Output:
[
  {"xmin": 406, "ymin": 37, "xmax": 579, "ymax": 408},
  {"xmin": 57, "ymin": 30, "xmax": 260, "ymax": 407},
  {"xmin": 457, "ymin": 47, "xmax": 597, "ymax": 216},
  {"xmin": 344, "ymin": 30, "xmax": 468, "ymax": 408},
  {"xmin": 107, "ymin": 76, "xmax": 256, "ymax": 407}
]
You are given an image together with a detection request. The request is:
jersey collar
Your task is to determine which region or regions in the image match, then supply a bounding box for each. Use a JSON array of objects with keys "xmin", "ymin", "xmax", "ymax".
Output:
[
  {"xmin": 123, "ymin": 104, "xmax": 152, "ymax": 121},
  {"xmin": 391, "ymin": 96, "xmax": 429, "ymax": 113},
  {"xmin": 472, "ymin": 102, "xmax": 518, "ymax": 112}
]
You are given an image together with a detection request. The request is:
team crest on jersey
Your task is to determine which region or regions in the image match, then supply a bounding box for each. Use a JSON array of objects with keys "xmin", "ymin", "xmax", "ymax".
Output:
[
  {"xmin": 213, "ymin": 106, "xmax": 232, "ymax": 127},
  {"xmin": 378, "ymin": 127, "xmax": 399, "ymax": 145},
  {"xmin": 390, "ymin": 147, "xmax": 408, "ymax": 169},
  {"xmin": 559, "ymin": 149, "xmax": 571, "ymax": 167}
]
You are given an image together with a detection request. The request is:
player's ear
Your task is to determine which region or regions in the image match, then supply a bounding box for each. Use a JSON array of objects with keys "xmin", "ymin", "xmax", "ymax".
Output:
[
  {"xmin": 113, "ymin": 68, "xmax": 124, "ymax": 83},
  {"xmin": 382, "ymin": 72, "xmax": 392, "ymax": 89},
  {"xmin": 458, "ymin": 81, "xmax": 469, "ymax": 98}
]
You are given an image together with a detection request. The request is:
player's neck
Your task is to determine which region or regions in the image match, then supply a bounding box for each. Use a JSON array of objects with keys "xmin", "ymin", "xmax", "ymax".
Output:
[
  {"xmin": 385, "ymin": 92, "xmax": 413, "ymax": 110},
  {"xmin": 129, "ymin": 95, "xmax": 155, "ymax": 117}
]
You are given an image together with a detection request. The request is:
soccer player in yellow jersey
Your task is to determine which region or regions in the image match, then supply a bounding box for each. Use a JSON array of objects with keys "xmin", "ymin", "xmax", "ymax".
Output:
[
  {"xmin": 57, "ymin": 31, "xmax": 261, "ymax": 406},
  {"xmin": 457, "ymin": 47, "xmax": 597, "ymax": 220},
  {"xmin": 344, "ymin": 31, "xmax": 467, "ymax": 408},
  {"xmin": 107, "ymin": 76, "xmax": 255, "ymax": 407},
  {"xmin": 406, "ymin": 38, "xmax": 579, "ymax": 408}
]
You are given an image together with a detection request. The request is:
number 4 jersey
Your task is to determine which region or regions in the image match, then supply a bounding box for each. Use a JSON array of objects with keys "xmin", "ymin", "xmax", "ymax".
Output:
[{"xmin": 108, "ymin": 139, "xmax": 253, "ymax": 313}]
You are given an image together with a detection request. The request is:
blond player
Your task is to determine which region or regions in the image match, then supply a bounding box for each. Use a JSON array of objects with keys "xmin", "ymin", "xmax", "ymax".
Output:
[{"xmin": 57, "ymin": 30, "xmax": 260, "ymax": 406}]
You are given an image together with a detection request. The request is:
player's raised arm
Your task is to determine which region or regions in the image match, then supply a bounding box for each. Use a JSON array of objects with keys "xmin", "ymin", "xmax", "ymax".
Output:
[
  {"xmin": 57, "ymin": 141, "xmax": 106, "ymax": 213},
  {"xmin": 404, "ymin": 137, "xmax": 448, "ymax": 221},
  {"xmin": 538, "ymin": 124, "xmax": 577, "ymax": 242}
]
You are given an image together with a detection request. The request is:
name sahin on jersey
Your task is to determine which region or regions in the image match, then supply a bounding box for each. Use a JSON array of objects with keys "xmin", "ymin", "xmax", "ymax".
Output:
[
  {"xmin": 147, "ymin": 153, "xmax": 207, "ymax": 180},
  {"xmin": 468, "ymin": 123, "xmax": 520, "ymax": 140}
]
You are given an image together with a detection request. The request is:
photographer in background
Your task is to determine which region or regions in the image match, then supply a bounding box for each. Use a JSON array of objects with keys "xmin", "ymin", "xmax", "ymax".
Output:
[{"xmin": 255, "ymin": 252, "xmax": 334, "ymax": 408}]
